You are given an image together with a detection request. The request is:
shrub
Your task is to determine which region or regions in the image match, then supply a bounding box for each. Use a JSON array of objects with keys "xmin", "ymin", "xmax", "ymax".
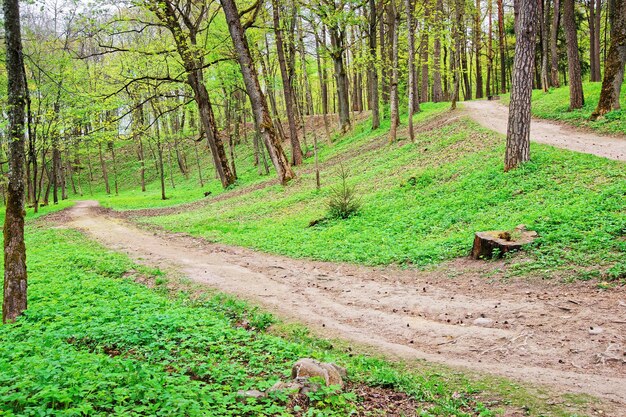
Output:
[{"xmin": 327, "ymin": 164, "xmax": 361, "ymax": 220}]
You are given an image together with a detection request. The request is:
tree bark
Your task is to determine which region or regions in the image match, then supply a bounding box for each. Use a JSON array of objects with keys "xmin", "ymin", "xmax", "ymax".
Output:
[
  {"xmin": 486, "ymin": 0, "xmax": 494, "ymax": 97},
  {"xmin": 329, "ymin": 26, "xmax": 352, "ymax": 133},
  {"xmin": 368, "ymin": 0, "xmax": 381, "ymax": 129},
  {"xmin": 407, "ymin": 0, "xmax": 416, "ymax": 141},
  {"xmin": 592, "ymin": 0, "xmax": 625, "ymax": 118},
  {"xmin": 589, "ymin": 0, "xmax": 603, "ymax": 82},
  {"xmin": 98, "ymin": 142, "xmax": 110, "ymax": 194},
  {"xmin": 564, "ymin": 0, "xmax": 585, "ymax": 109},
  {"xmin": 475, "ymin": 0, "xmax": 484, "ymax": 99},
  {"xmin": 550, "ymin": 0, "xmax": 561, "ymax": 87},
  {"xmin": 220, "ymin": 0, "xmax": 295, "ymax": 184},
  {"xmin": 3, "ymin": 0, "xmax": 28, "ymax": 323},
  {"xmin": 272, "ymin": 0, "xmax": 303, "ymax": 165},
  {"xmin": 497, "ymin": 0, "xmax": 507, "ymax": 93},
  {"xmin": 540, "ymin": 0, "xmax": 550, "ymax": 92},
  {"xmin": 432, "ymin": 0, "xmax": 444, "ymax": 101},
  {"xmin": 505, "ymin": 0, "xmax": 537, "ymax": 171},
  {"xmin": 420, "ymin": 1, "xmax": 430, "ymax": 102},
  {"xmin": 388, "ymin": 0, "xmax": 400, "ymax": 143}
]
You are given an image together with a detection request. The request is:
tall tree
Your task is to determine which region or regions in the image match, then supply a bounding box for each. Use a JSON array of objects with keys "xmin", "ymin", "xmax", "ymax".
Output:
[
  {"xmin": 497, "ymin": 0, "xmax": 507, "ymax": 93},
  {"xmin": 540, "ymin": 0, "xmax": 550, "ymax": 92},
  {"xmin": 563, "ymin": 0, "xmax": 585, "ymax": 109},
  {"xmin": 219, "ymin": 0, "xmax": 295, "ymax": 184},
  {"xmin": 368, "ymin": 0, "xmax": 380, "ymax": 129},
  {"xmin": 420, "ymin": 1, "xmax": 430, "ymax": 102},
  {"xmin": 145, "ymin": 0, "xmax": 236, "ymax": 188},
  {"xmin": 550, "ymin": 0, "xmax": 561, "ymax": 87},
  {"xmin": 3, "ymin": 0, "xmax": 28, "ymax": 323},
  {"xmin": 475, "ymin": 0, "xmax": 484, "ymax": 98},
  {"xmin": 591, "ymin": 0, "xmax": 626, "ymax": 118},
  {"xmin": 388, "ymin": 0, "xmax": 400, "ymax": 143},
  {"xmin": 272, "ymin": 0, "xmax": 303, "ymax": 165},
  {"xmin": 486, "ymin": 0, "xmax": 494, "ymax": 97},
  {"xmin": 505, "ymin": 0, "xmax": 537, "ymax": 171},
  {"xmin": 406, "ymin": 0, "xmax": 416, "ymax": 141},
  {"xmin": 432, "ymin": 0, "xmax": 444, "ymax": 101},
  {"xmin": 589, "ymin": 0, "xmax": 602, "ymax": 82}
]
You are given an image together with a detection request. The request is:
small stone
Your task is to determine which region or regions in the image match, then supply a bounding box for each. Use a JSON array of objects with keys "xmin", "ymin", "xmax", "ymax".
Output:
[
  {"xmin": 267, "ymin": 381, "xmax": 302, "ymax": 394},
  {"xmin": 291, "ymin": 358, "xmax": 345, "ymax": 387},
  {"xmin": 473, "ymin": 317, "xmax": 493, "ymax": 327},
  {"xmin": 589, "ymin": 326, "xmax": 604, "ymax": 335},
  {"xmin": 236, "ymin": 390, "xmax": 267, "ymax": 402}
]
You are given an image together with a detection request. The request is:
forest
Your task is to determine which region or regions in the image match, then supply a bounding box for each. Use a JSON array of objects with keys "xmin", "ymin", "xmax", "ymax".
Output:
[{"xmin": 1, "ymin": 0, "xmax": 625, "ymax": 415}]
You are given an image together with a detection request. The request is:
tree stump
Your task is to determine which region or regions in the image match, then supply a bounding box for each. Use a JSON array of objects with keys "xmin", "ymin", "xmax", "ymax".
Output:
[{"xmin": 470, "ymin": 225, "xmax": 538, "ymax": 259}]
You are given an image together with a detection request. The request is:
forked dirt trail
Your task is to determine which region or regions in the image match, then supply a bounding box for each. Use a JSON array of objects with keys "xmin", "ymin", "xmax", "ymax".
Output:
[
  {"xmin": 63, "ymin": 201, "xmax": 626, "ymax": 413},
  {"xmin": 463, "ymin": 100, "xmax": 626, "ymax": 161}
]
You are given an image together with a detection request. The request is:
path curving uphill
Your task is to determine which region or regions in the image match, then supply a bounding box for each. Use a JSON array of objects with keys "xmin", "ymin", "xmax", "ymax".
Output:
[{"xmin": 463, "ymin": 100, "xmax": 626, "ymax": 161}]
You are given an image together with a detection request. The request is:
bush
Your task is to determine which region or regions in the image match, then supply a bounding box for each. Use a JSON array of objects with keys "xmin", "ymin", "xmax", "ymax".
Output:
[{"xmin": 327, "ymin": 164, "xmax": 361, "ymax": 219}]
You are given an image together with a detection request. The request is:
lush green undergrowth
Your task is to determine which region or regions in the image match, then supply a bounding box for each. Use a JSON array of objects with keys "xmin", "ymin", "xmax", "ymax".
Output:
[
  {"xmin": 0, "ymin": 227, "xmax": 497, "ymax": 416},
  {"xmin": 147, "ymin": 113, "xmax": 625, "ymax": 281},
  {"xmin": 502, "ymin": 82, "xmax": 626, "ymax": 135}
]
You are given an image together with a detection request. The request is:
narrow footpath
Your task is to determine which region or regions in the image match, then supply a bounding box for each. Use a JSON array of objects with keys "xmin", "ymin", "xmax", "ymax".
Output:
[
  {"xmin": 463, "ymin": 100, "xmax": 626, "ymax": 161},
  {"xmin": 61, "ymin": 200, "xmax": 626, "ymax": 414}
]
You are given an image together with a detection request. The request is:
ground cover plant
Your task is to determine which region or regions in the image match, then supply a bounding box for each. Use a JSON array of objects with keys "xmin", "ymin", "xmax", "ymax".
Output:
[{"xmin": 0, "ymin": 225, "xmax": 501, "ymax": 416}]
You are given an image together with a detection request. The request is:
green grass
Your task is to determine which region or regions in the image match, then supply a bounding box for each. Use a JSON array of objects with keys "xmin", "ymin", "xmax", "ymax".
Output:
[
  {"xmin": 0, "ymin": 226, "xmax": 501, "ymax": 416},
  {"xmin": 502, "ymin": 82, "xmax": 626, "ymax": 135},
  {"xmin": 146, "ymin": 113, "xmax": 625, "ymax": 281}
]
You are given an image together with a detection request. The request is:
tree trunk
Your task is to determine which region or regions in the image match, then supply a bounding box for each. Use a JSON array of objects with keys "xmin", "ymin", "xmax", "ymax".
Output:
[
  {"xmin": 505, "ymin": 0, "xmax": 537, "ymax": 171},
  {"xmin": 550, "ymin": 0, "xmax": 561, "ymax": 87},
  {"xmin": 564, "ymin": 0, "xmax": 585, "ymax": 109},
  {"xmin": 420, "ymin": 1, "xmax": 430, "ymax": 102},
  {"xmin": 540, "ymin": 0, "xmax": 550, "ymax": 92},
  {"xmin": 315, "ymin": 34, "xmax": 333, "ymax": 141},
  {"xmin": 220, "ymin": 0, "xmax": 295, "ymax": 184},
  {"xmin": 108, "ymin": 141, "xmax": 119, "ymax": 196},
  {"xmin": 388, "ymin": 0, "xmax": 400, "ymax": 143},
  {"xmin": 368, "ymin": 0, "xmax": 381, "ymax": 129},
  {"xmin": 98, "ymin": 142, "xmax": 110, "ymax": 194},
  {"xmin": 592, "ymin": 0, "xmax": 625, "ymax": 118},
  {"xmin": 475, "ymin": 0, "xmax": 484, "ymax": 98},
  {"xmin": 3, "ymin": 0, "xmax": 28, "ymax": 323},
  {"xmin": 486, "ymin": 0, "xmax": 494, "ymax": 97},
  {"xmin": 329, "ymin": 27, "xmax": 352, "ymax": 134},
  {"xmin": 497, "ymin": 0, "xmax": 507, "ymax": 93},
  {"xmin": 272, "ymin": 0, "xmax": 303, "ymax": 165},
  {"xmin": 589, "ymin": 0, "xmax": 603, "ymax": 82},
  {"xmin": 432, "ymin": 0, "xmax": 444, "ymax": 101},
  {"xmin": 150, "ymin": 0, "xmax": 235, "ymax": 189},
  {"xmin": 407, "ymin": 0, "xmax": 416, "ymax": 141}
]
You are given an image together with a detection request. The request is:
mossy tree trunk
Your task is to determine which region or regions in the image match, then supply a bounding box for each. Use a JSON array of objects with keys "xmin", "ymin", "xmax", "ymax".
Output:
[
  {"xmin": 3, "ymin": 0, "xmax": 28, "ymax": 323},
  {"xmin": 592, "ymin": 0, "xmax": 625, "ymax": 118}
]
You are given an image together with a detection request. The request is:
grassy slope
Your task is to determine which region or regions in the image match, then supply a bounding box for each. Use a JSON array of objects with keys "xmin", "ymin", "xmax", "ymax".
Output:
[
  {"xmin": 502, "ymin": 82, "xmax": 626, "ymax": 135},
  {"xmin": 145, "ymin": 110, "xmax": 625, "ymax": 281}
]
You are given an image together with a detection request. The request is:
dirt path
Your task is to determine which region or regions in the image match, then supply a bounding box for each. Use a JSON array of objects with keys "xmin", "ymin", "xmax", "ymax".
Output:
[
  {"xmin": 62, "ymin": 201, "xmax": 626, "ymax": 413},
  {"xmin": 463, "ymin": 100, "xmax": 626, "ymax": 161}
]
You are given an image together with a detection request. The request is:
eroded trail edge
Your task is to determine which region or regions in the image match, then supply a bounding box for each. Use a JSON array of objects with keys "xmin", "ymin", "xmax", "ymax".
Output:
[{"xmin": 63, "ymin": 201, "xmax": 626, "ymax": 411}]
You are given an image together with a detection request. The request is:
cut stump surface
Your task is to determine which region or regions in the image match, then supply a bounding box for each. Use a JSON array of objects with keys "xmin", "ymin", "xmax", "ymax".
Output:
[{"xmin": 471, "ymin": 225, "xmax": 538, "ymax": 259}]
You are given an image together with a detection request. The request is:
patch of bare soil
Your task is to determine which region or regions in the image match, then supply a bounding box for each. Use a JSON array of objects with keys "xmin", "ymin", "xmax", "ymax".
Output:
[
  {"xmin": 462, "ymin": 100, "xmax": 626, "ymax": 161},
  {"xmin": 287, "ymin": 382, "xmax": 428, "ymax": 417},
  {"xmin": 56, "ymin": 201, "xmax": 626, "ymax": 416}
]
